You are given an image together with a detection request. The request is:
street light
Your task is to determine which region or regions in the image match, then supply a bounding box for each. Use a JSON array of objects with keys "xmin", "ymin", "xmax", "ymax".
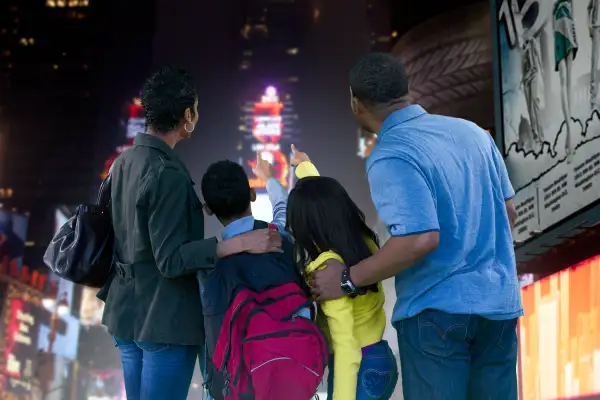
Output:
[{"xmin": 42, "ymin": 293, "xmax": 69, "ymax": 317}]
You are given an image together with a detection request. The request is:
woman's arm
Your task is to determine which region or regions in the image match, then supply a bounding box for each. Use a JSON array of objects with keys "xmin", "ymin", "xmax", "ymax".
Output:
[{"xmin": 144, "ymin": 167, "xmax": 280, "ymax": 278}]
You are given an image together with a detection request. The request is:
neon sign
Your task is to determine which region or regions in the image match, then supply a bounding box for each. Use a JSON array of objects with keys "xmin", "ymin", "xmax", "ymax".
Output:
[
  {"xmin": 126, "ymin": 97, "xmax": 145, "ymax": 139},
  {"xmin": 100, "ymin": 96, "xmax": 140, "ymax": 179},
  {"xmin": 246, "ymin": 86, "xmax": 289, "ymax": 188}
]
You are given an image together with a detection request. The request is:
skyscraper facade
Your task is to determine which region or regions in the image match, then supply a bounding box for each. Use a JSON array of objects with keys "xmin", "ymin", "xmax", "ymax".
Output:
[
  {"xmin": 0, "ymin": 0, "xmax": 155, "ymax": 273},
  {"xmin": 233, "ymin": 0, "xmax": 313, "ymax": 219}
]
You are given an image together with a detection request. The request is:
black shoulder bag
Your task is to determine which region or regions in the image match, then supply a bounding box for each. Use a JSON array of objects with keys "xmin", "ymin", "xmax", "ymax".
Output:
[{"xmin": 43, "ymin": 175, "xmax": 114, "ymax": 287}]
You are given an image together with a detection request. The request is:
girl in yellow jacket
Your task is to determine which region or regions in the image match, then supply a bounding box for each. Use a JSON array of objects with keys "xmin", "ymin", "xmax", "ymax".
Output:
[{"xmin": 286, "ymin": 145, "xmax": 398, "ymax": 400}]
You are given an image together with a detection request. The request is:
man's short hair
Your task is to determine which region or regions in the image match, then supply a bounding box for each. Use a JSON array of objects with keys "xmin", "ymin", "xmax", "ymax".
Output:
[
  {"xmin": 201, "ymin": 160, "xmax": 251, "ymax": 220},
  {"xmin": 349, "ymin": 52, "xmax": 409, "ymax": 108}
]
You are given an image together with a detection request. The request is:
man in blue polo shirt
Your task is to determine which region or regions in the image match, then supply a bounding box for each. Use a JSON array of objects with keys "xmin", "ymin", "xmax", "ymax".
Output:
[{"xmin": 310, "ymin": 53, "xmax": 522, "ymax": 399}]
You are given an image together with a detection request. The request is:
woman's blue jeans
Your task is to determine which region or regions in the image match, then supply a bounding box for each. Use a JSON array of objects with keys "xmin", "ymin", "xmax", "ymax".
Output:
[
  {"xmin": 326, "ymin": 340, "xmax": 399, "ymax": 399},
  {"xmin": 114, "ymin": 337, "xmax": 199, "ymax": 400}
]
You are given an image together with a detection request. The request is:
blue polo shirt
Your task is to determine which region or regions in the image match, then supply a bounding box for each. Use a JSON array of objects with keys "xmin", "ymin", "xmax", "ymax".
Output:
[{"xmin": 366, "ymin": 105, "xmax": 523, "ymax": 322}]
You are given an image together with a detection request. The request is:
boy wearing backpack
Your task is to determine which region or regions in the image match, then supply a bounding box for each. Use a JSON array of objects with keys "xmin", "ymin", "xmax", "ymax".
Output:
[{"xmin": 198, "ymin": 154, "xmax": 327, "ymax": 400}]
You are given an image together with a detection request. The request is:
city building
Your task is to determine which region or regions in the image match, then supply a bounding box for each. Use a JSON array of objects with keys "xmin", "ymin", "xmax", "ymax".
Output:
[
  {"xmin": 0, "ymin": 0, "xmax": 155, "ymax": 275},
  {"xmin": 1, "ymin": 1, "xmax": 154, "ymax": 398},
  {"xmin": 232, "ymin": 0, "xmax": 311, "ymax": 219}
]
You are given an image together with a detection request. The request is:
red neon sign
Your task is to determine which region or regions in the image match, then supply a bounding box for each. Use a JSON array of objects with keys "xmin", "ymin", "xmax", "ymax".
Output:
[
  {"xmin": 246, "ymin": 87, "xmax": 289, "ymax": 188},
  {"xmin": 4, "ymin": 299, "xmax": 24, "ymax": 378}
]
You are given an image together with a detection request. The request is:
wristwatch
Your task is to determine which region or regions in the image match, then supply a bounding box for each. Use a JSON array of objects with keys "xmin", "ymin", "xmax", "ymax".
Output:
[{"xmin": 341, "ymin": 267, "xmax": 366, "ymax": 296}]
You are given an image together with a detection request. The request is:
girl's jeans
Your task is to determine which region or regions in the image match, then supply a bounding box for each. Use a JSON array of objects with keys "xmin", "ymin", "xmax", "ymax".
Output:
[{"xmin": 326, "ymin": 340, "xmax": 398, "ymax": 399}]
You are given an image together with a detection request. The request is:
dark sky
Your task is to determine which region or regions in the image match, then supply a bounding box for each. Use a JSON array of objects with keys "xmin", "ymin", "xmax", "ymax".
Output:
[{"xmin": 152, "ymin": 0, "xmax": 378, "ymax": 237}]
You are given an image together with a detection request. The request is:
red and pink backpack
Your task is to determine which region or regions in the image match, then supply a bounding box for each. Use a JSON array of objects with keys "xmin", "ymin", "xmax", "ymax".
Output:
[{"xmin": 201, "ymin": 221, "xmax": 328, "ymax": 400}]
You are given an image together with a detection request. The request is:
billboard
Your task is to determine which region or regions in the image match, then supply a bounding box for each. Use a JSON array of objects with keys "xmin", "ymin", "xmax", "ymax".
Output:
[
  {"xmin": 519, "ymin": 254, "xmax": 600, "ymax": 399},
  {"xmin": 238, "ymin": 86, "xmax": 298, "ymax": 193},
  {"xmin": 496, "ymin": 0, "xmax": 600, "ymax": 242},
  {"xmin": 100, "ymin": 96, "xmax": 141, "ymax": 180},
  {"xmin": 0, "ymin": 283, "xmax": 47, "ymax": 397},
  {"xmin": 0, "ymin": 210, "xmax": 28, "ymax": 273}
]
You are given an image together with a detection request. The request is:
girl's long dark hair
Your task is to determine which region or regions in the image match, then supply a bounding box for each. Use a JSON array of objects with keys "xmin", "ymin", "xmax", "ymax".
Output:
[{"xmin": 287, "ymin": 176, "xmax": 379, "ymax": 292}]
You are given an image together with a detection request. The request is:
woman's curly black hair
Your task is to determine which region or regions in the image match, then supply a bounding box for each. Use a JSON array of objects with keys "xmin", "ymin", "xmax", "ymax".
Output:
[{"xmin": 141, "ymin": 65, "xmax": 197, "ymax": 134}]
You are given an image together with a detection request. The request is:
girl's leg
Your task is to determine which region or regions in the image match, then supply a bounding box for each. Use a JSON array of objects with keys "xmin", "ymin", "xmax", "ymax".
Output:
[
  {"xmin": 356, "ymin": 341, "xmax": 399, "ymax": 400},
  {"xmin": 326, "ymin": 354, "xmax": 335, "ymax": 400}
]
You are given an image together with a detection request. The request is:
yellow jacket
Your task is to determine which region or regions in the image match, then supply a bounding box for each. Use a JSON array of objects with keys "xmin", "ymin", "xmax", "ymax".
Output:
[{"xmin": 295, "ymin": 161, "xmax": 387, "ymax": 400}]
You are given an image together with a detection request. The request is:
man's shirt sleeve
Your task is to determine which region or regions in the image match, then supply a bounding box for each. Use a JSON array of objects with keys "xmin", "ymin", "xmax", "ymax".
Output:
[
  {"xmin": 367, "ymin": 157, "xmax": 440, "ymax": 237},
  {"xmin": 489, "ymin": 137, "xmax": 516, "ymax": 200}
]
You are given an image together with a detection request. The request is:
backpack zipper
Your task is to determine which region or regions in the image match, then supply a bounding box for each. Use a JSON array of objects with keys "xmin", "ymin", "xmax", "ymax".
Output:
[{"xmin": 249, "ymin": 356, "xmax": 321, "ymax": 377}]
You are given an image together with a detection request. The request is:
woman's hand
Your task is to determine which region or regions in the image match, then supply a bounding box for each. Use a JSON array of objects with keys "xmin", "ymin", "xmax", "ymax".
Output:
[
  {"xmin": 217, "ymin": 228, "xmax": 282, "ymax": 258},
  {"xmin": 290, "ymin": 144, "xmax": 310, "ymax": 167}
]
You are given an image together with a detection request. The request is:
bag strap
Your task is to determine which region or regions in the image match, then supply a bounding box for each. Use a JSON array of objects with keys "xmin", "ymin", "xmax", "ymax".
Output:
[{"xmin": 96, "ymin": 174, "xmax": 112, "ymax": 207}]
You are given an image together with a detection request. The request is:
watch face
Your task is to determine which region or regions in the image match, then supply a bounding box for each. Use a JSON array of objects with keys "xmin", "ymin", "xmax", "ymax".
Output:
[{"xmin": 341, "ymin": 281, "xmax": 353, "ymax": 294}]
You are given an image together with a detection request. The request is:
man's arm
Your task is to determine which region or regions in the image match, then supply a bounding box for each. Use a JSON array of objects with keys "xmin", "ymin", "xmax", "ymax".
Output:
[
  {"xmin": 349, "ymin": 157, "xmax": 440, "ymax": 287},
  {"xmin": 489, "ymin": 135, "xmax": 517, "ymax": 231},
  {"xmin": 144, "ymin": 167, "xmax": 262, "ymax": 278},
  {"xmin": 506, "ymin": 199, "xmax": 517, "ymax": 230}
]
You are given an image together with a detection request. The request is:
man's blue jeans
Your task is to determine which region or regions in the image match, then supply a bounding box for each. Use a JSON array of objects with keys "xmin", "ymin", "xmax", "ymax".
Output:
[
  {"xmin": 395, "ymin": 310, "xmax": 518, "ymax": 400},
  {"xmin": 114, "ymin": 338, "xmax": 199, "ymax": 400}
]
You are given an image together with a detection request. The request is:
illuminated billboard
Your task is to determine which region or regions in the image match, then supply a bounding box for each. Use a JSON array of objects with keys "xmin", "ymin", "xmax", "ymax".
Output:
[
  {"xmin": 495, "ymin": 0, "xmax": 600, "ymax": 243},
  {"xmin": 0, "ymin": 209, "xmax": 28, "ymax": 274},
  {"xmin": 126, "ymin": 96, "xmax": 145, "ymax": 139},
  {"xmin": 519, "ymin": 255, "xmax": 600, "ymax": 399},
  {"xmin": 100, "ymin": 96, "xmax": 142, "ymax": 179},
  {"xmin": 357, "ymin": 129, "xmax": 377, "ymax": 159},
  {"xmin": 238, "ymin": 86, "xmax": 298, "ymax": 193}
]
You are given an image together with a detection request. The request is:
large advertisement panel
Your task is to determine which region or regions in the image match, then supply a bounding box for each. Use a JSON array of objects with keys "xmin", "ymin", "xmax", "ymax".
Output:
[
  {"xmin": 519, "ymin": 254, "xmax": 600, "ymax": 399},
  {"xmin": 239, "ymin": 86, "xmax": 298, "ymax": 194},
  {"xmin": 496, "ymin": 0, "xmax": 600, "ymax": 242},
  {"xmin": 0, "ymin": 283, "xmax": 46, "ymax": 398},
  {"xmin": 0, "ymin": 210, "xmax": 28, "ymax": 273},
  {"xmin": 100, "ymin": 96, "xmax": 141, "ymax": 180}
]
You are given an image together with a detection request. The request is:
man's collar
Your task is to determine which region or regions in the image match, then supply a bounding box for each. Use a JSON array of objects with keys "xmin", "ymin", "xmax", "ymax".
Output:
[{"xmin": 378, "ymin": 105, "xmax": 427, "ymax": 141}]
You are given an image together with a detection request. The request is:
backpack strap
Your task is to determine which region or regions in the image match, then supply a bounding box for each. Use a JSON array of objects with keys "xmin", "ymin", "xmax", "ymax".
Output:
[{"xmin": 253, "ymin": 219, "xmax": 271, "ymax": 231}]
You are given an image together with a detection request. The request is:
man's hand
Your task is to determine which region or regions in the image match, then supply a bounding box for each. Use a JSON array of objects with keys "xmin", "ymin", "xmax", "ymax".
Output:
[
  {"xmin": 309, "ymin": 259, "xmax": 346, "ymax": 301},
  {"xmin": 290, "ymin": 144, "xmax": 310, "ymax": 167},
  {"xmin": 252, "ymin": 152, "xmax": 273, "ymax": 181}
]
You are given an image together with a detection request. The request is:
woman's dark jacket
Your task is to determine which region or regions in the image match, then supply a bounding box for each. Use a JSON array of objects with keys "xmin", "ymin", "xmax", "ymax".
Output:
[{"xmin": 101, "ymin": 133, "xmax": 216, "ymax": 345}]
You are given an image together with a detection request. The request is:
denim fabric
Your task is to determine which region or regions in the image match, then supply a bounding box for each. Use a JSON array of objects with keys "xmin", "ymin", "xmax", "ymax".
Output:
[
  {"xmin": 114, "ymin": 337, "xmax": 199, "ymax": 400},
  {"xmin": 327, "ymin": 340, "xmax": 398, "ymax": 400},
  {"xmin": 198, "ymin": 343, "xmax": 214, "ymax": 400},
  {"xmin": 395, "ymin": 310, "xmax": 518, "ymax": 400}
]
